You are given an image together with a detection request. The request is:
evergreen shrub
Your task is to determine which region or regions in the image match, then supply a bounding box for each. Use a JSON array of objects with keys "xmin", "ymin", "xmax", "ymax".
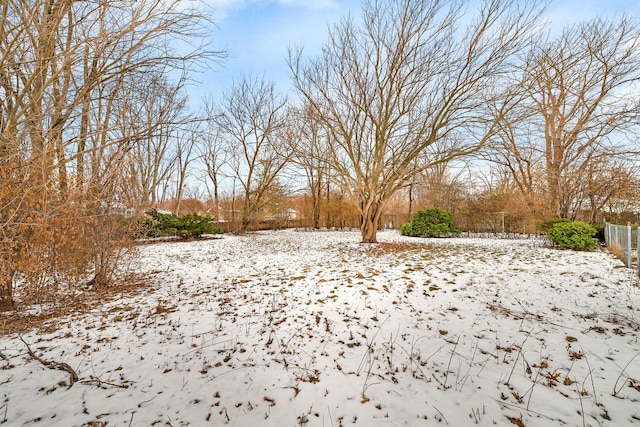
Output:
[
  {"xmin": 547, "ymin": 221, "xmax": 598, "ymax": 251},
  {"xmin": 401, "ymin": 208, "xmax": 461, "ymax": 237},
  {"xmin": 142, "ymin": 208, "xmax": 222, "ymax": 238},
  {"xmin": 400, "ymin": 222, "xmax": 413, "ymax": 237},
  {"xmin": 538, "ymin": 217, "xmax": 570, "ymax": 233}
]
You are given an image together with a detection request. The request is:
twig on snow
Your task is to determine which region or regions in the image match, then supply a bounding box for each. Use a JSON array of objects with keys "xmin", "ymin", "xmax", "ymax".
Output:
[
  {"xmin": 613, "ymin": 352, "xmax": 640, "ymax": 397},
  {"xmin": 432, "ymin": 405, "xmax": 449, "ymax": 425},
  {"xmin": 506, "ymin": 332, "xmax": 532, "ymax": 386},
  {"xmin": 443, "ymin": 336, "xmax": 459, "ymax": 390},
  {"xmin": 497, "ymin": 400, "xmax": 558, "ymax": 422},
  {"xmin": 326, "ymin": 406, "xmax": 335, "ymax": 427},
  {"xmin": 80, "ymin": 377, "xmax": 130, "ymax": 389},
  {"xmin": 19, "ymin": 335, "xmax": 78, "ymax": 388},
  {"xmin": 580, "ymin": 349, "xmax": 598, "ymax": 405},
  {"xmin": 575, "ymin": 381, "xmax": 586, "ymax": 427}
]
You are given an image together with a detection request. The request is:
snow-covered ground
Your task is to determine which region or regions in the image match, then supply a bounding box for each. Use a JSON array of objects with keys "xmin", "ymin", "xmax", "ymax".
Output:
[{"xmin": 1, "ymin": 229, "xmax": 639, "ymax": 426}]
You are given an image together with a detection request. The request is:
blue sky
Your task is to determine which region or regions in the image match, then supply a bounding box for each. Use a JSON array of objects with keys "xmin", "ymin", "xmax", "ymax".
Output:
[
  {"xmin": 196, "ymin": 0, "xmax": 360, "ymax": 99},
  {"xmin": 195, "ymin": 0, "xmax": 640, "ymax": 103}
]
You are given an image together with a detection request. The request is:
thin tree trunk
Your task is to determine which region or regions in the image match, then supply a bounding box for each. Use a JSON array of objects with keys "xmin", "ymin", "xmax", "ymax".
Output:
[
  {"xmin": 0, "ymin": 267, "xmax": 15, "ymax": 312},
  {"xmin": 241, "ymin": 192, "xmax": 252, "ymax": 232},
  {"xmin": 325, "ymin": 174, "xmax": 331, "ymax": 228},
  {"xmin": 407, "ymin": 182, "xmax": 414, "ymax": 223},
  {"xmin": 213, "ymin": 177, "xmax": 220, "ymax": 221},
  {"xmin": 312, "ymin": 178, "xmax": 321, "ymax": 229},
  {"xmin": 546, "ymin": 146, "xmax": 562, "ymax": 217}
]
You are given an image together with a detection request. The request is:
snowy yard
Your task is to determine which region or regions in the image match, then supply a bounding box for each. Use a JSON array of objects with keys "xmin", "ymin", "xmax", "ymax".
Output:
[{"xmin": 1, "ymin": 229, "xmax": 640, "ymax": 426}]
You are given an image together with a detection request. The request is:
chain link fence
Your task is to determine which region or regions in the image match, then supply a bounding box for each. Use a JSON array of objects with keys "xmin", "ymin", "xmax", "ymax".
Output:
[{"xmin": 604, "ymin": 223, "xmax": 637, "ymax": 270}]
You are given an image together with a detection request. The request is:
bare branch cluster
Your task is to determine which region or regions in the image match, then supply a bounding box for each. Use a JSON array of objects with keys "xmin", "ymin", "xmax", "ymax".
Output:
[
  {"xmin": 288, "ymin": 0, "xmax": 545, "ymax": 242},
  {"xmin": 484, "ymin": 15, "xmax": 640, "ymax": 219},
  {"xmin": 0, "ymin": 0, "xmax": 224, "ymax": 311}
]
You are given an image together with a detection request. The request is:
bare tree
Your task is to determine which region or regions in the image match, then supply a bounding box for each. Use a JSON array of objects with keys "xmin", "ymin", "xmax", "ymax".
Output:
[
  {"xmin": 576, "ymin": 158, "xmax": 637, "ymax": 223},
  {"xmin": 492, "ymin": 16, "xmax": 640, "ymax": 219},
  {"xmin": 481, "ymin": 111, "xmax": 548, "ymax": 217},
  {"xmin": 122, "ymin": 73, "xmax": 190, "ymax": 209},
  {"xmin": 0, "ymin": 0, "xmax": 223, "ymax": 311},
  {"xmin": 173, "ymin": 125, "xmax": 199, "ymax": 215},
  {"xmin": 198, "ymin": 97, "xmax": 229, "ymax": 220},
  {"xmin": 289, "ymin": 0, "xmax": 543, "ymax": 243},
  {"xmin": 288, "ymin": 104, "xmax": 332, "ymax": 228},
  {"xmin": 213, "ymin": 76, "xmax": 290, "ymax": 232}
]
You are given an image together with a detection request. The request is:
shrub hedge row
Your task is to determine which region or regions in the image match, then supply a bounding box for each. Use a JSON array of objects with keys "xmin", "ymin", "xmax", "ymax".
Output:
[{"xmin": 141, "ymin": 208, "xmax": 222, "ymax": 238}]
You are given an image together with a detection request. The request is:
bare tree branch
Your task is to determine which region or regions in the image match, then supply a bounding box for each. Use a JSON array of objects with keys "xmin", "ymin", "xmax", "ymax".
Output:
[{"xmin": 289, "ymin": 0, "xmax": 544, "ymax": 242}]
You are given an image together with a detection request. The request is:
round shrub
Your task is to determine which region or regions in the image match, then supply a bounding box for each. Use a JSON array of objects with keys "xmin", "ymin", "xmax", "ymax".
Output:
[
  {"xmin": 538, "ymin": 217, "xmax": 570, "ymax": 233},
  {"xmin": 400, "ymin": 222, "xmax": 414, "ymax": 236},
  {"xmin": 547, "ymin": 221, "xmax": 598, "ymax": 251},
  {"xmin": 401, "ymin": 208, "xmax": 461, "ymax": 237}
]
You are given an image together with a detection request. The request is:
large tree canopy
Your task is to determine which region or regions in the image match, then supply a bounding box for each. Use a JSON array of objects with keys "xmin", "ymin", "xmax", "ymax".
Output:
[
  {"xmin": 289, "ymin": 0, "xmax": 544, "ymax": 243},
  {"xmin": 491, "ymin": 16, "xmax": 640, "ymax": 218}
]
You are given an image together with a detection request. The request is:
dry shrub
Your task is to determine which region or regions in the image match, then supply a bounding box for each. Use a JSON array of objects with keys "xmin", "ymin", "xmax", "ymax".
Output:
[
  {"xmin": 10, "ymin": 202, "xmax": 137, "ymax": 307},
  {"xmin": 608, "ymin": 241, "xmax": 625, "ymax": 262},
  {"xmin": 83, "ymin": 209, "xmax": 138, "ymax": 289},
  {"xmin": 1, "ymin": 165, "xmax": 138, "ymax": 312}
]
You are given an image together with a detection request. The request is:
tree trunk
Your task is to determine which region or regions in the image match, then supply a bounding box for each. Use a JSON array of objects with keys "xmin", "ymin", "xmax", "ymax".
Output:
[
  {"xmin": 0, "ymin": 268, "xmax": 15, "ymax": 312},
  {"xmin": 545, "ymin": 120, "xmax": 565, "ymax": 218},
  {"xmin": 312, "ymin": 178, "xmax": 321, "ymax": 229},
  {"xmin": 407, "ymin": 182, "xmax": 414, "ymax": 223},
  {"xmin": 546, "ymin": 161, "xmax": 562, "ymax": 217},
  {"xmin": 241, "ymin": 194, "xmax": 252, "ymax": 232},
  {"xmin": 360, "ymin": 197, "xmax": 384, "ymax": 243},
  {"xmin": 325, "ymin": 174, "xmax": 331, "ymax": 228},
  {"xmin": 213, "ymin": 174, "xmax": 220, "ymax": 221},
  {"xmin": 361, "ymin": 216, "xmax": 378, "ymax": 243}
]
